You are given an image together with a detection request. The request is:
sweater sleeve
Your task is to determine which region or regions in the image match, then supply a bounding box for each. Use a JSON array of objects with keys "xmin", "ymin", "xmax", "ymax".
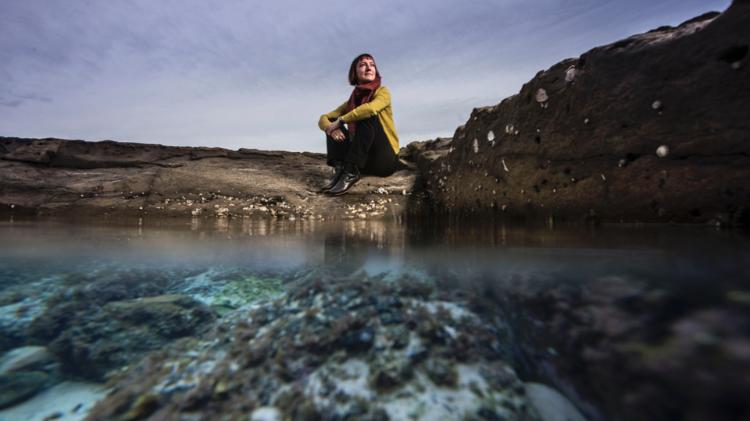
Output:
[
  {"xmin": 318, "ymin": 101, "xmax": 349, "ymax": 131},
  {"xmin": 339, "ymin": 86, "xmax": 391, "ymax": 124}
]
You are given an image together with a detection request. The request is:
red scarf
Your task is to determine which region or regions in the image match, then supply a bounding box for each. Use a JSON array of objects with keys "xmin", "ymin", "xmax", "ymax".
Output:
[{"xmin": 345, "ymin": 76, "xmax": 381, "ymax": 136}]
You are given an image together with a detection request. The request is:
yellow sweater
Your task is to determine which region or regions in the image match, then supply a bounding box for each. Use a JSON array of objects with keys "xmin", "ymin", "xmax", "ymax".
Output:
[{"xmin": 317, "ymin": 86, "xmax": 400, "ymax": 154}]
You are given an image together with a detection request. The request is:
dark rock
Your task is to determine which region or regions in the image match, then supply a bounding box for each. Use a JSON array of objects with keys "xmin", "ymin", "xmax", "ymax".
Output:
[
  {"xmin": 34, "ymin": 294, "xmax": 215, "ymax": 380},
  {"xmin": 338, "ymin": 326, "xmax": 375, "ymax": 352},
  {"xmin": 417, "ymin": 1, "xmax": 750, "ymax": 225},
  {"xmin": 423, "ymin": 357, "xmax": 458, "ymax": 387}
]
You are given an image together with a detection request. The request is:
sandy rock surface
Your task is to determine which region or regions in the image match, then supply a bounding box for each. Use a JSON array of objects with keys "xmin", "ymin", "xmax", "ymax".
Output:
[{"xmin": 0, "ymin": 137, "xmax": 420, "ymax": 221}]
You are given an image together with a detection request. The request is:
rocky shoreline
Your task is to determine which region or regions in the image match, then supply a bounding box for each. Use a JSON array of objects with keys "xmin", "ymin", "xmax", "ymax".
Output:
[{"xmin": 0, "ymin": 137, "xmax": 422, "ymax": 222}]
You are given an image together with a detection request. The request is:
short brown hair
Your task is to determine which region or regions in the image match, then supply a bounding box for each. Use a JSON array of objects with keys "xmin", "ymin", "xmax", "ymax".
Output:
[{"xmin": 348, "ymin": 53, "xmax": 381, "ymax": 85}]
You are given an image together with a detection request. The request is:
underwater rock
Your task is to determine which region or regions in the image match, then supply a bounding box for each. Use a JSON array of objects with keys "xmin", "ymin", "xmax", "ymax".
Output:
[
  {"xmin": 88, "ymin": 275, "xmax": 541, "ymax": 420},
  {"xmin": 181, "ymin": 270, "xmax": 285, "ymax": 314},
  {"xmin": 0, "ymin": 275, "xmax": 64, "ymax": 353},
  {"xmin": 0, "ymin": 371, "xmax": 49, "ymax": 409},
  {"xmin": 35, "ymin": 294, "xmax": 215, "ymax": 380},
  {"xmin": 0, "ymin": 381, "xmax": 108, "ymax": 421},
  {"xmin": 525, "ymin": 382, "xmax": 586, "ymax": 421},
  {"xmin": 0, "ymin": 346, "xmax": 53, "ymax": 375},
  {"xmin": 503, "ymin": 272, "xmax": 750, "ymax": 421},
  {"xmin": 250, "ymin": 406, "xmax": 282, "ymax": 421}
]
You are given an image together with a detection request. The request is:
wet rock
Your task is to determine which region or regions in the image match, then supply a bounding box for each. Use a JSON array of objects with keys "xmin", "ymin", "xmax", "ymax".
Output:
[
  {"xmin": 370, "ymin": 352, "xmax": 413, "ymax": 391},
  {"xmin": 424, "ymin": 357, "xmax": 458, "ymax": 387},
  {"xmin": 525, "ymin": 382, "xmax": 586, "ymax": 421},
  {"xmin": 0, "ymin": 371, "xmax": 49, "ymax": 409},
  {"xmin": 250, "ymin": 406, "xmax": 282, "ymax": 421},
  {"xmin": 0, "ymin": 381, "xmax": 108, "ymax": 421},
  {"xmin": 37, "ymin": 294, "xmax": 215, "ymax": 380},
  {"xmin": 0, "ymin": 346, "xmax": 53, "ymax": 375},
  {"xmin": 88, "ymin": 275, "xmax": 540, "ymax": 420},
  {"xmin": 503, "ymin": 271, "xmax": 750, "ymax": 421}
]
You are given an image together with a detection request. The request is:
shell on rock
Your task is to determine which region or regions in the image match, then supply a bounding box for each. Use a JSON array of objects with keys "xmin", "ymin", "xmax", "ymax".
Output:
[
  {"xmin": 565, "ymin": 66, "xmax": 577, "ymax": 82},
  {"xmin": 535, "ymin": 88, "xmax": 549, "ymax": 103},
  {"xmin": 656, "ymin": 145, "xmax": 669, "ymax": 158},
  {"xmin": 652, "ymin": 100, "xmax": 663, "ymax": 110},
  {"xmin": 473, "ymin": 138, "xmax": 479, "ymax": 154},
  {"xmin": 487, "ymin": 131, "xmax": 495, "ymax": 142}
]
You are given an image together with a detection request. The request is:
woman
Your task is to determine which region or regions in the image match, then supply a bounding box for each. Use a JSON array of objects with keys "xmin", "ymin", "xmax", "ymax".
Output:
[{"xmin": 317, "ymin": 53, "xmax": 400, "ymax": 195}]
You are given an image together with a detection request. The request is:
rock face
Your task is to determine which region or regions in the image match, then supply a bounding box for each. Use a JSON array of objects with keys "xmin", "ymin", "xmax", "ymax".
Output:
[
  {"xmin": 419, "ymin": 1, "xmax": 750, "ymax": 224},
  {"xmin": 0, "ymin": 137, "xmax": 419, "ymax": 220}
]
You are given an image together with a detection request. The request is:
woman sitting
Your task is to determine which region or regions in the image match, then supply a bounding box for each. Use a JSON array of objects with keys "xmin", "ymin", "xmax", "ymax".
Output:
[{"xmin": 317, "ymin": 53, "xmax": 400, "ymax": 195}]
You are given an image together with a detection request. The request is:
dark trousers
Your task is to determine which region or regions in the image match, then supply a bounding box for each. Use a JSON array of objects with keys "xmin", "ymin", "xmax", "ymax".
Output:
[{"xmin": 326, "ymin": 116, "xmax": 398, "ymax": 176}]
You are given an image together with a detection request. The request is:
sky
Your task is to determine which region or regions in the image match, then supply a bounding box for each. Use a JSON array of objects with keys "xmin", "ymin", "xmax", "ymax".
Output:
[{"xmin": 0, "ymin": 0, "xmax": 732, "ymax": 153}]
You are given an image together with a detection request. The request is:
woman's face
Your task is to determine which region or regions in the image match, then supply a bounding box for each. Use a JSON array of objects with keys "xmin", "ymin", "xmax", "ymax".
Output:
[{"xmin": 356, "ymin": 57, "xmax": 377, "ymax": 84}]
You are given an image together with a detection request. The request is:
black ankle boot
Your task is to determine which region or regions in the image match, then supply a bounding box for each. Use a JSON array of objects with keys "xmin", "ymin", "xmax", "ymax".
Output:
[
  {"xmin": 320, "ymin": 163, "xmax": 345, "ymax": 192},
  {"xmin": 326, "ymin": 163, "xmax": 361, "ymax": 196}
]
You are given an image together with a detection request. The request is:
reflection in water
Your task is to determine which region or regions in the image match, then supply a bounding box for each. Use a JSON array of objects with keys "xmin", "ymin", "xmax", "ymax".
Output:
[{"xmin": 0, "ymin": 217, "xmax": 748, "ymax": 420}]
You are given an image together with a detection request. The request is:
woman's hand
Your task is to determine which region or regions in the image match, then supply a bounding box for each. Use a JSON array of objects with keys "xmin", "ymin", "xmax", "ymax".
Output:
[
  {"xmin": 330, "ymin": 128, "xmax": 346, "ymax": 142},
  {"xmin": 324, "ymin": 118, "xmax": 341, "ymax": 135}
]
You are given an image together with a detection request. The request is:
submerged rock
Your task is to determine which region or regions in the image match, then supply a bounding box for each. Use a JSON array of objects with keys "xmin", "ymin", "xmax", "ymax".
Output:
[
  {"xmin": 0, "ymin": 381, "xmax": 108, "ymax": 421},
  {"xmin": 32, "ymin": 294, "xmax": 215, "ymax": 380},
  {"xmin": 525, "ymin": 382, "xmax": 586, "ymax": 421},
  {"xmin": 0, "ymin": 371, "xmax": 49, "ymax": 409},
  {"xmin": 88, "ymin": 275, "xmax": 541, "ymax": 420},
  {"xmin": 0, "ymin": 346, "xmax": 53, "ymax": 375}
]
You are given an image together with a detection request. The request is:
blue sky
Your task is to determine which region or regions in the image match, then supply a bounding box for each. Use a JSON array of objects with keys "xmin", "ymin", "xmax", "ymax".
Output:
[{"xmin": 0, "ymin": 0, "xmax": 731, "ymax": 152}]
